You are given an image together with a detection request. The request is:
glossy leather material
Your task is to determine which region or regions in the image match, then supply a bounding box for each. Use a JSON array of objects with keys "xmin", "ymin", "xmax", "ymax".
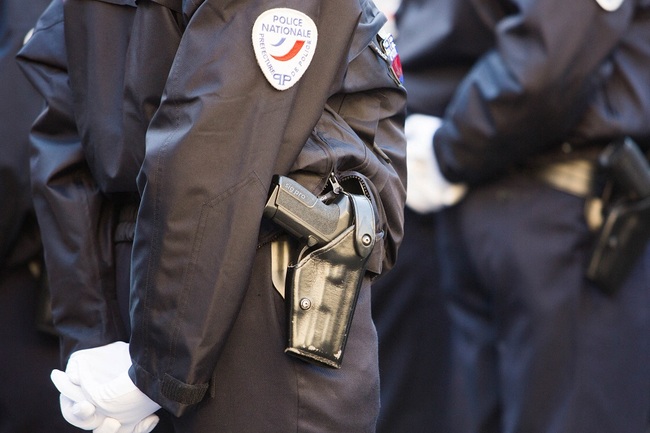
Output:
[{"xmin": 285, "ymin": 193, "xmax": 375, "ymax": 368}]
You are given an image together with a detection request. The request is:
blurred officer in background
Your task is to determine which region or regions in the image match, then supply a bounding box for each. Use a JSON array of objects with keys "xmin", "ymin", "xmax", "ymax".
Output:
[
  {"xmin": 371, "ymin": 201, "xmax": 454, "ymax": 433},
  {"xmin": 17, "ymin": 1, "xmax": 176, "ymax": 430},
  {"xmin": 19, "ymin": 0, "xmax": 407, "ymax": 432},
  {"xmin": 370, "ymin": 1, "xmax": 455, "ymax": 433},
  {"xmin": 394, "ymin": 0, "xmax": 650, "ymax": 432},
  {"xmin": 0, "ymin": 0, "xmax": 77, "ymax": 432}
]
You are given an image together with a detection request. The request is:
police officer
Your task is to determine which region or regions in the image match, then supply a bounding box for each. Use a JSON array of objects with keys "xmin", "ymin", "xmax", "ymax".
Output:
[
  {"xmin": 370, "ymin": 2, "xmax": 457, "ymax": 432},
  {"xmin": 17, "ymin": 1, "xmax": 175, "ymax": 431},
  {"xmin": 20, "ymin": 0, "xmax": 407, "ymax": 431},
  {"xmin": 394, "ymin": 0, "xmax": 650, "ymax": 432}
]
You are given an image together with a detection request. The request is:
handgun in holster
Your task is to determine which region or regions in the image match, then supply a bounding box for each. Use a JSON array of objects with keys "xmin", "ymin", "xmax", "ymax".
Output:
[
  {"xmin": 263, "ymin": 174, "xmax": 375, "ymax": 368},
  {"xmin": 586, "ymin": 137, "xmax": 650, "ymax": 294}
]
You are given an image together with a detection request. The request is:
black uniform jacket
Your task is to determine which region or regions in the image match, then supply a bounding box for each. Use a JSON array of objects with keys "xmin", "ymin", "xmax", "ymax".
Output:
[
  {"xmin": 396, "ymin": 0, "xmax": 650, "ymax": 185},
  {"xmin": 19, "ymin": 0, "xmax": 406, "ymax": 416}
]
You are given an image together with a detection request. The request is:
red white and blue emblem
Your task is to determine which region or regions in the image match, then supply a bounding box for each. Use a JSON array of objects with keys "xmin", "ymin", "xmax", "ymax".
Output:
[
  {"xmin": 252, "ymin": 8, "xmax": 318, "ymax": 91},
  {"xmin": 376, "ymin": 30, "xmax": 403, "ymax": 86}
]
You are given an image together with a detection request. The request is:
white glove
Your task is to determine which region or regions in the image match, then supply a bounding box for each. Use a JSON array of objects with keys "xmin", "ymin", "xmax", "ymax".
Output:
[
  {"xmin": 51, "ymin": 341, "xmax": 161, "ymax": 433},
  {"xmin": 405, "ymin": 114, "xmax": 467, "ymax": 213}
]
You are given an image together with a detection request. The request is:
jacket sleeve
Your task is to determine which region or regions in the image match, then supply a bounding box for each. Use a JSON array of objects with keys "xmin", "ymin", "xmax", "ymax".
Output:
[
  {"xmin": 16, "ymin": 0, "xmax": 126, "ymax": 363},
  {"xmin": 434, "ymin": 0, "xmax": 637, "ymax": 184},
  {"xmin": 326, "ymin": 24, "xmax": 407, "ymax": 277},
  {"xmin": 128, "ymin": 0, "xmax": 371, "ymax": 416}
]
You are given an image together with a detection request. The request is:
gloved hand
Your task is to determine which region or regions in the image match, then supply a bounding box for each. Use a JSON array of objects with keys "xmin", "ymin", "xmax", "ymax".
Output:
[
  {"xmin": 404, "ymin": 114, "xmax": 467, "ymax": 213},
  {"xmin": 51, "ymin": 341, "xmax": 161, "ymax": 433}
]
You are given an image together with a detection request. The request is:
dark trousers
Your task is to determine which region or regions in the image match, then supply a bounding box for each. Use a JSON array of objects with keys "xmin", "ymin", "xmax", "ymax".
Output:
[
  {"xmin": 372, "ymin": 208, "xmax": 453, "ymax": 433},
  {"xmin": 440, "ymin": 172, "xmax": 650, "ymax": 433},
  {"xmin": 0, "ymin": 264, "xmax": 78, "ymax": 433}
]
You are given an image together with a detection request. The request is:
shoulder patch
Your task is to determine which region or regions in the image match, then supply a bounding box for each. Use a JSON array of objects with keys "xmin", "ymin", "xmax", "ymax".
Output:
[
  {"xmin": 595, "ymin": 0, "xmax": 624, "ymax": 11},
  {"xmin": 252, "ymin": 8, "xmax": 318, "ymax": 91}
]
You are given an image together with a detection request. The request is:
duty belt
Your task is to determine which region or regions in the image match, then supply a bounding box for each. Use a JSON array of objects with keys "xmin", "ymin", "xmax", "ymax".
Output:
[
  {"xmin": 534, "ymin": 138, "xmax": 650, "ymax": 295},
  {"xmin": 532, "ymin": 158, "xmax": 597, "ymax": 198},
  {"xmin": 530, "ymin": 154, "xmax": 602, "ymax": 230}
]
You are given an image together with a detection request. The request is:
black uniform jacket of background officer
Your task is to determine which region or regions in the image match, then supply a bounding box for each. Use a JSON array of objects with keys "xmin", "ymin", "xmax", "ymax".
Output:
[
  {"xmin": 396, "ymin": 0, "xmax": 650, "ymax": 184},
  {"xmin": 19, "ymin": 0, "xmax": 407, "ymax": 418},
  {"xmin": 17, "ymin": 0, "xmax": 137, "ymax": 363}
]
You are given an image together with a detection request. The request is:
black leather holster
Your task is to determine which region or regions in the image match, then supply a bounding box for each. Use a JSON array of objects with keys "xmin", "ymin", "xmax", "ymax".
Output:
[{"xmin": 284, "ymin": 193, "xmax": 375, "ymax": 368}]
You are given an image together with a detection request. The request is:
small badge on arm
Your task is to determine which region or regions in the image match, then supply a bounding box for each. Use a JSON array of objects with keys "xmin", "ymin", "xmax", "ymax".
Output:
[
  {"xmin": 372, "ymin": 30, "xmax": 403, "ymax": 86},
  {"xmin": 252, "ymin": 8, "xmax": 318, "ymax": 91}
]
